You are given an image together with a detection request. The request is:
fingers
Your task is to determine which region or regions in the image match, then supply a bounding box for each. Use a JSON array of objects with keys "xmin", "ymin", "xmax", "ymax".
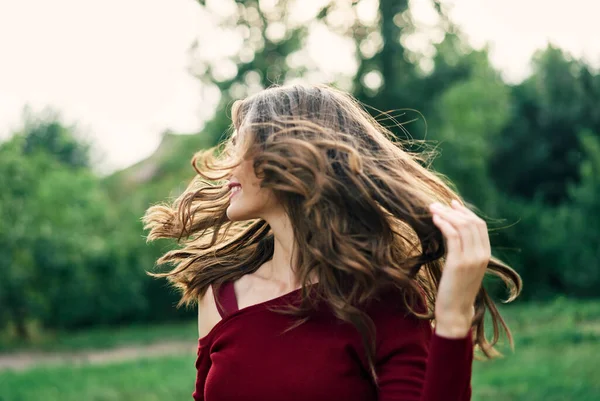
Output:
[
  {"xmin": 449, "ymin": 200, "xmax": 491, "ymax": 260},
  {"xmin": 431, "ymin": 213, "xmax": 461, "ymax": 256},
  {"xmin": 449, "ymin": 200, "xmax": 488, "ymax": 256},
  {"xmin": 430, "ymin": 201, "xmax": 474, "ymax": 254},
  {"xmin": 429, "ymin": 200, "xmax": 490, "ymax": 265}
]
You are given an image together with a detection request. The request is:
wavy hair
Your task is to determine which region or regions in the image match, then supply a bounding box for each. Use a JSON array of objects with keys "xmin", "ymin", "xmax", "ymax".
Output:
[{"xmin": 143, "ymin": 83, "xmax": 521, "ymax": 385}]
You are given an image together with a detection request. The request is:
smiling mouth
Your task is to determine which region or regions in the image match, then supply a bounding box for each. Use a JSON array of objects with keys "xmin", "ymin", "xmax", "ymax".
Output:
[{"xmin": 229, "ymin": 183, "xmax": 242, "ymax": 198}]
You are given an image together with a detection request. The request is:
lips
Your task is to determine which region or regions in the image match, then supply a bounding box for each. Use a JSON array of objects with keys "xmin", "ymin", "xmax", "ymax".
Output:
[{"xmin": 228, "ymin": 182, "xmax": 241, "ymax": 198}]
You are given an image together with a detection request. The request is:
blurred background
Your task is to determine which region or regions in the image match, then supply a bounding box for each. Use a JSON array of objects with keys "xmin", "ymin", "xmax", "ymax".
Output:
[{"xmin": 1, "ymin": 0, "xmax": 599, "ymax": 400}]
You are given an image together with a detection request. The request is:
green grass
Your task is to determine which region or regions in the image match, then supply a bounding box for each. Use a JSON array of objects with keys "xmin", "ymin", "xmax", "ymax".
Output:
[
  {"xmin": 1, "ymin": 298, "xmax": 599, "ymax": 401},
  {"xmin": 473, "ymin": 342, "xmax": 599, "ymax": 400},
  {"xmin": 0, "ymin": 320, "xmax": 197, "ymax": 354},
  {"xmin": 0, "ymin": 355, "xmax": 197, "ymax": 401},
  {"xmin": 471, "ymin": 297, "xmax": 600, "ymax": 401}
]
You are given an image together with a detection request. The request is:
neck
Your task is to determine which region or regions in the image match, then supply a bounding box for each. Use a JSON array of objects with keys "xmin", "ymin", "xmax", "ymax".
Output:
[{"xmin": 261, "ymin": 210, "xmax": 301, "ymax": 290}]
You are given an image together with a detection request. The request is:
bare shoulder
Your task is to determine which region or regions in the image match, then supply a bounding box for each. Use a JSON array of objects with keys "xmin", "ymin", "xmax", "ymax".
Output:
[{"xmin": 197, "ymin": 285, "xmax": 223, "ymax": 339}]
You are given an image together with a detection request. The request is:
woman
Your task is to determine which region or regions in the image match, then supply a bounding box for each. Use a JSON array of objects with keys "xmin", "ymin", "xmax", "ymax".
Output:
[{"xmin": 143, "ymin": 84, "xmax": 521, "ymax": 400}]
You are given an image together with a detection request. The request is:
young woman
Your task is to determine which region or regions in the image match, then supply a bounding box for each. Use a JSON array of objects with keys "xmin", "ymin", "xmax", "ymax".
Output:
[{"xmin": 143, "ymin": 84, "xmax": 521, "ymax": 400}]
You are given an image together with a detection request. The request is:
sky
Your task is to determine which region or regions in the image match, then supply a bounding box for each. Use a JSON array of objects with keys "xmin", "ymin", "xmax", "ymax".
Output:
[{"xmin": 0, "ymin": 0, "xmax": 598, "ymax": 174}]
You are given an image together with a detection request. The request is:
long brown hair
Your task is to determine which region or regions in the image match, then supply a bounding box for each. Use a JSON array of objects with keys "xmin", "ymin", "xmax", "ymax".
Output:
[{"xmin": 143, "ymin": 83, "xmax": 521, "ymax": 384}]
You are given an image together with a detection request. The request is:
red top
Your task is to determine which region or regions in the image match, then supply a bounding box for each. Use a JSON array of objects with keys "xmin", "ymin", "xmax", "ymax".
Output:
[{"xmin": 193, "ymin": 281, "xmax": 473, "ymax": 401}]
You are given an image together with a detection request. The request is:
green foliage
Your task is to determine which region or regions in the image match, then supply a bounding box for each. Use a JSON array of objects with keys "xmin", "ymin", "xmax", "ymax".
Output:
[
  {"xmin": 0, "ymin": 119, "xmax": 193, "ymax": 340},
  {"xmin": 488, "ymin": 131, "xmax": 600, "ymax": 299},
  {"xmin": 20, "ymin": 107, "xmax": 92, "ymax": 169},
  {"xmin": 189, "ymin": 0, "xmax": 316, "ymax": 147},
  {"xmin": 1, "ymin": 137, "xmax": 112, "ymax": 334},
  {"xmin": 430, "ymin": 58, "xmax": 511, "ymax": 212},
  {"xmin": 539, "ymin": 132, "xmax": 600, "ymax": 296},
  {"xmin": 491, "ymin": 46, "xmax": 600, "ymax": 205}
]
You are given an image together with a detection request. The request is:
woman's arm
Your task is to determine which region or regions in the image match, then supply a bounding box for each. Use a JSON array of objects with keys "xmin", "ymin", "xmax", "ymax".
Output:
[
  {"xmin": 376, "ymin": 200, "xmax": 488, "ymax": 400},
  {"xmin": 374, "ymin": 299, "xmax": 473, "ymax": 401},
  {"xmin": 194, "ymin": 286, "xmax": 222, "ymax": 401}
]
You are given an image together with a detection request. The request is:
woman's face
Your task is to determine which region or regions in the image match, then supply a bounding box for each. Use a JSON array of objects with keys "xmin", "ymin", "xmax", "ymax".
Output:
[{"xmin": 226, "ymin": 136, "xmax": 281, "ymax": 222}]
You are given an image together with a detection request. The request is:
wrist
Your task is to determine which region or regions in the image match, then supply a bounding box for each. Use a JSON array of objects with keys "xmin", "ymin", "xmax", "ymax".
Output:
[{"xmin": 434, "ymin": 311, "xmax": 473, "ymax": 339}]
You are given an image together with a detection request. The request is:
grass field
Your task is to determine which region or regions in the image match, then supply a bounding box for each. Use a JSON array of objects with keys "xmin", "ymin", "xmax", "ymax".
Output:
[
  {"xmin": 1, "ymin": 297, "xmax": 599, "ymax": 401},
  {"xmin": 0, "ymin": 320, "xmax": 197, "ymax": 354},
  {"xmin": 0, "ymin": 356, "xmax": 196, "ymax": 401}
]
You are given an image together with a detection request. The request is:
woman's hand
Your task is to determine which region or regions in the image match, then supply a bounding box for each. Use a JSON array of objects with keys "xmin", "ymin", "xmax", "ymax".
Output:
[{"xmin": 429, "ymin": 200, "xmax": 490, "ymax": 338}]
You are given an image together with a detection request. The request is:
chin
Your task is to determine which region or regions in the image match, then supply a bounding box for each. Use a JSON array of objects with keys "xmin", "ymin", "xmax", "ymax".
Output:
[
  {"xmin": 225, "ymin": 191, "xmax": 280, "ymax": 222},
  {"xmin": 226, "ymin": 202, "xmax": 258, "ymax": 222}
]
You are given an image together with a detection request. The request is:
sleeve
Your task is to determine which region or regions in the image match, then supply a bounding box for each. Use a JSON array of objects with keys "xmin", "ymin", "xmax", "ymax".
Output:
[
  {"xmin": 373, "ymin": 301, "xmax": 473, "ymax": 401},
  {"xmin": 192, "ymin": 342, "xmax": 212, "ymax": 401}
]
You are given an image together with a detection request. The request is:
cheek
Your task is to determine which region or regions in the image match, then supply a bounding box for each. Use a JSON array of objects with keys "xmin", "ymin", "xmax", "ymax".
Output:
[
  {"xmin": 227, "ymin": 160, "xmax": 281, "ymax": 220},
  {"xmin": 248, "ymin": 182, "xmax": 275, "ymax": 205},
  {"xmin": 227, "ymin": 183, "xmax": 276, "ymax": 221}
]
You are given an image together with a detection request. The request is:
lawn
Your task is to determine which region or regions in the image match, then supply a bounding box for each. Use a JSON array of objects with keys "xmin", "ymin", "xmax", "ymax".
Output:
[
  {"xmin": 471, "ymin": 297, "xmax": 600, "ymax": 400},
  {"xmin": 0, "ymin": 297, "xmax": 599, "ymax": 401},
  {"xmin": 0, "ymin": 320, "xmax": 197, "ymax": 354},
  {"xmin": 0, "ymin": 355, "xmax": 196, "ymax": 401}
]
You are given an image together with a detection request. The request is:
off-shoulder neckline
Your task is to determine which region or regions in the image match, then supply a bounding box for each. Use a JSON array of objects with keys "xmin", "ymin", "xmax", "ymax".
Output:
[{"xmin": 198, "ymin": 284, "xmax": 314, "ymax": 347}]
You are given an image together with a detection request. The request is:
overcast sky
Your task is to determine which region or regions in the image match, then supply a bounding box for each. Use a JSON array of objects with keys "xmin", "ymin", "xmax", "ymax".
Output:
[{"xmin": 1, "ymin": 0, "xmax": 598, "ymax": 174}]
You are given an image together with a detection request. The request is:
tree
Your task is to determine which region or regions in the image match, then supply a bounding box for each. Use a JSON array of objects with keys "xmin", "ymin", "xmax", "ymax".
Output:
[
  {"xmin": 542, "ymin": 132, "xmax": 600, "ymax": 296},
  {"xmin": 429, "ymin": 52, "xmax": 511, "ymax": 212},
  {"xmin": 0, "ymin": 119, "xmax": 148, "ymax": 338},
  {"xmin": 490, "ymin": 46, "xmax": 600, "ymax": 205},
  {"xmin": 20, "ymin": 107, "xmax": 92, "ymax": 169},
  {"xmin": 190, "ymin": 0, "xmax": 316, "ymax": 145}
]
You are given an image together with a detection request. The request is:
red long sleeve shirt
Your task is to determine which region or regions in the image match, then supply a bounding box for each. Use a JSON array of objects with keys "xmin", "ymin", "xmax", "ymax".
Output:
[{"xmin": 193, "ymin": 281, "xmax": 473, "ymax": 400}]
